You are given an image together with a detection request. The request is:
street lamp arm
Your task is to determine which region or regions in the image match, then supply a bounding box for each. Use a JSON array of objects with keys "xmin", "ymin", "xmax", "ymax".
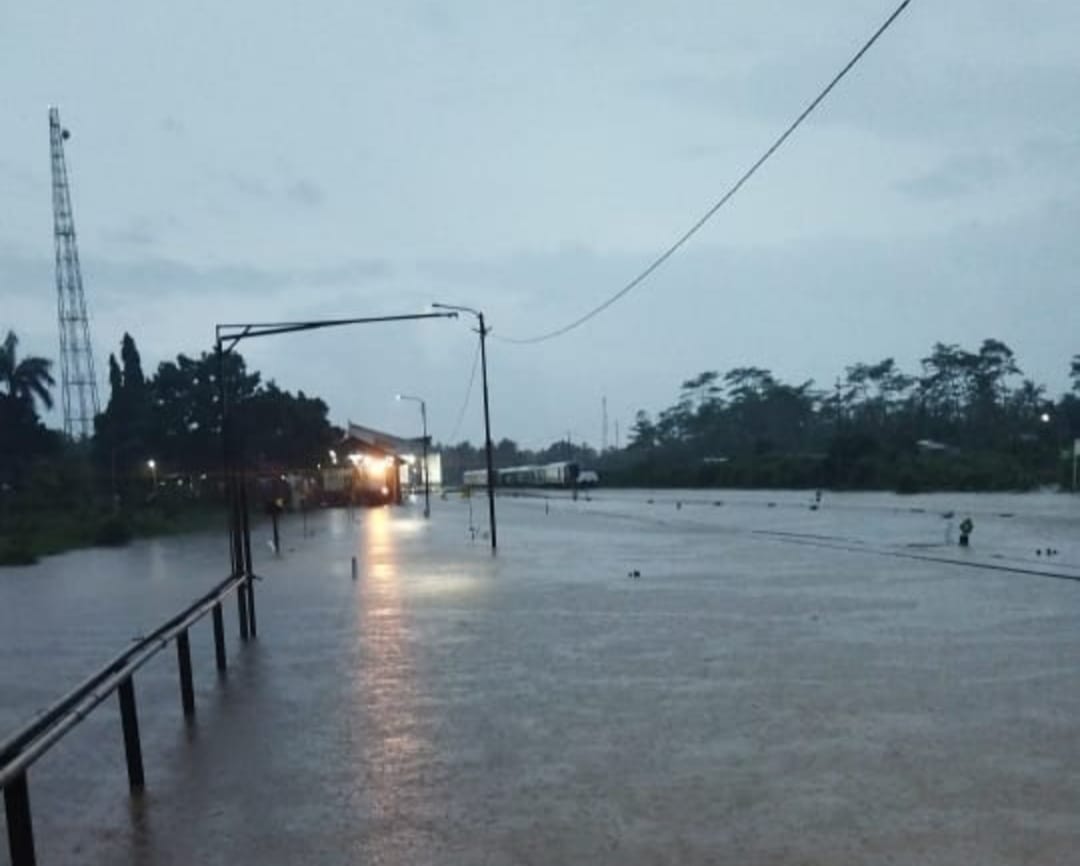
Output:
[
  {"xmin": 216, "ymin": 312, "xmax": 459, "ymax": 354},
  {"xmin": 431, "ymin": 302, "xmax": 480, "ymax": 318}
]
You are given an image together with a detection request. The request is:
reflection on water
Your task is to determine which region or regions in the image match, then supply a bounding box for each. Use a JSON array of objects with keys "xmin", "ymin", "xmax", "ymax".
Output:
[{"xmin": 352, "ymin": 506, "xmax": 433, "ymax": 829}]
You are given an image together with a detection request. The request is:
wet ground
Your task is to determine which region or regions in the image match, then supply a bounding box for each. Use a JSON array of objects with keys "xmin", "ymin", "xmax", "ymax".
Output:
[{"xmin": 2, "ymin": 489, "xmax": 1080, "ymax": 865}]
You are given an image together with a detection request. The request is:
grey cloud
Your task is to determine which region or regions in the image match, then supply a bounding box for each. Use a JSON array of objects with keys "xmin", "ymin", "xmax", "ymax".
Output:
[
  {"xmin": 647, "ymin": 58, "xmax": 1080, "ymax": 145},
  {"xmin": 228, "ymin": 173, "xmax": 274, "ymax": 200},
  {"xmin": 101, "ymin": 219, "xmax": 158, "ymax": 247},
  {"xmin": 417, "ymin": 244, "xmax": 608, "ymax": 310},
  {"xmin": 161, "ymin": 116, "xmax": 186, "ymax": 137},
  {"xmin": 218, "ymin": 172, "xmax": 325, "ymax": 208},
  {"xmin": 1016, "ymin": 134, "xmax": 1080, "ymax": 171},
  {"xmin": 896, "ymin": 152, "xmax": 1005, "ymax": 201},
  {"xmin": 286, "ymin": 179, "xmax": 325, "ymax": 208},
  {"xmin": 0, "ymin": 241, "xmax": 51, "ymax": 296},
  {"xmin": 0, "ymin": 161, "xmax": 41, "ymax": 194},
  {"xmin": 418, "ymin": 198, "xmax": 1080, "ymax": 403},
  {"xmin": 0, "ymin": 242, "xmax": 392, "ymax": 305}
]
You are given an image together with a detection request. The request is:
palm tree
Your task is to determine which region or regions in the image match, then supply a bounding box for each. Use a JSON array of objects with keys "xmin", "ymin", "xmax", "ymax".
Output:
[{"xmin": 0, "ymin": 330, "xmax": 55, "ymax": 413}]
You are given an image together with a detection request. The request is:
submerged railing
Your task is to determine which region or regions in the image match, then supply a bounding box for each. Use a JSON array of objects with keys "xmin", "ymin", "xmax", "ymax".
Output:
[{"xmin": 0, "ymin": 570, "xmax": 255, "ymax": 866}]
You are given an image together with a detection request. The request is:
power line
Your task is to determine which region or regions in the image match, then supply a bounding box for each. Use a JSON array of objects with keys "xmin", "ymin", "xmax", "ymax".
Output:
[
  {"xmin": 496, "ymin": 0, "xmax": 914, "ymax": 345},
  {"xmin": 445, "ymin": 340, "xmax": 482, "ymax": 444}
]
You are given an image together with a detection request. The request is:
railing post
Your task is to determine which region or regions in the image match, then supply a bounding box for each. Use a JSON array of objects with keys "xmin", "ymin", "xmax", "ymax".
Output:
[
  {"xmin": 4, "ymin": 772, "xmax": 36, "ymax": 866},
  {"xmin": 117, "ymin": 677, "xmax": 144, "ymax": 791},
  {"xmin": 176, "ymin": 629, "xmax": 195, "ymax": 718},
  {"xmin": 237, "ymin": 581, "xmax": 250, "ymax": 640},
  {"xmin": 240, "ymin": 477, "xmax": 257, "ymax": 638},
  {"xmin": 212, "ymin": 601, "xmax": 227, "ymax": 672},
  {"xmin": 246, "ymin": 575, "xmax": 257, "ymax": 638}
]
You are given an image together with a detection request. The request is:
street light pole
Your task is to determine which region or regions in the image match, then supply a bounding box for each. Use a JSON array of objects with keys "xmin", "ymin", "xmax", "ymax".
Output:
[
  {"xmin": 397, "ymin": 394, "xmax": 430, "ymax": 519},
  {"xmin": 215, "ymin": 310, "xmax": 459, "ymax": 631},
  {"xmin": 433, "ymin": 303, "xmax": 497, "ymax": 552},
  {"xmin": 477, "ymin": 312, "xmax": 496, "ymax": 551},
  {"xmin": 421, "ymin": 400, "xmax": 430, "ymax": 518}
]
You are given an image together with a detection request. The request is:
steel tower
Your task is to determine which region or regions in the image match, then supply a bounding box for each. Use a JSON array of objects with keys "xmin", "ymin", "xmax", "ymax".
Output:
[{"xmin": 49, "ymin": 107, "xmax": 100, "ymax": 439}]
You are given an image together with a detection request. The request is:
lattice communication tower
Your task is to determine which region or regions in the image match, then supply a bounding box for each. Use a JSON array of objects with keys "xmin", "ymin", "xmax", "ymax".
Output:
[{"xmin": 49, "ymin": 107, "xmax": 100, "ymax": 439}]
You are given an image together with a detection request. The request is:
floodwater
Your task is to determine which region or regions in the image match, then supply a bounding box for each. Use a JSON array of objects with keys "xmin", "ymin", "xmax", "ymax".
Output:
[{"xmin": 2, "ymin": 489, "xmax": 1080, "ymax": 865}]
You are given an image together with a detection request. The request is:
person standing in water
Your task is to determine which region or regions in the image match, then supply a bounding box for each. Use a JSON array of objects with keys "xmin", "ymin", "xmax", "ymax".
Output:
[{"xmin": 959, "ymin": 517, "xmax": 974, "ymax": 547}]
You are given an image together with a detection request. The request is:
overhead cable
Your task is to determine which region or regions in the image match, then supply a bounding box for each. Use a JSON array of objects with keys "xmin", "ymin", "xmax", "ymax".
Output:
[
  {"xmin": 445, "ymin": 340, "xmax": 482, "ymax": 444},
  {"xmin": 495, "ymin": 0, "xmax": 914, "ymax": 345}
]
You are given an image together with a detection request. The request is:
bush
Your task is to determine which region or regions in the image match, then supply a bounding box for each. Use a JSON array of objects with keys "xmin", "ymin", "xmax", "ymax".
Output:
[
  {"xmin": 0, "ymin": 535, "xmax": 37, "ymax": 565},
  {"xmin": 94, "ymin": 515, "xmax": 133, "ymax": 547}
]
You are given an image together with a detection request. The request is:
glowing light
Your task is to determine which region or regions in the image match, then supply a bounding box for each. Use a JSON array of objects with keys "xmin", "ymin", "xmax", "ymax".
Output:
[
  {"xmin": 147, "ymin": 459, "xmax": 156, "ymax": 470},
  {"xmin": 348, "ymin": 453, "xmax": 363, "ymax": 466},
  {"xmin": 1040, "ymin": 412, "xmax": 1051, "ymax": 423},
  {"xmin": 328, "ymin": 449, "xmax": 338, "ymax": 465}
]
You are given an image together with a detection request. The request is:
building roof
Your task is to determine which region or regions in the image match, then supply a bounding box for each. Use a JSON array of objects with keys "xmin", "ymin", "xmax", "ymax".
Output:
[{"xmin": 344, "ymin": 421, "xmax": 425, "ymax": 456}]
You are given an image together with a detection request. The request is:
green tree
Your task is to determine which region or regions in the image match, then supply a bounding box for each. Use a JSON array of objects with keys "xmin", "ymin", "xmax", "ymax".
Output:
[
  {"xmin": 0, "ymin": 330, "xmax": 60, "ymax": 488},
  {"xmin": 628, "ymin": 411, "xmax": 657, "ymax": 449},
  {"xmin": 94, "ymin": 333, "xmax": 156, "ymax": 499},
  {"xmin": 149, "ymin": 350, "xmax": 260, "ymax": 472},
  {"xmin": 0, "ymin": 330, "xmax": 55, "ymax": 412},
  {"xmin": 680, "ymin": 371, "xmax": 720, "ymax": 407}
]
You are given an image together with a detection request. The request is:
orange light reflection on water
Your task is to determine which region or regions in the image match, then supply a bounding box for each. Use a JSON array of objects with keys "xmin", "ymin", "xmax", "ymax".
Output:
[{"xmin": 351, "ymin": 506, "xmax": 432, "ymax": 820}]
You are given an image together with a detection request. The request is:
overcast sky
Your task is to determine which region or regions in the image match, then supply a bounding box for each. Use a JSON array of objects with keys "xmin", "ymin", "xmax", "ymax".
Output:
[{"xmin": 3, "ymin": 1, "xmax": 1079, "ymax": 450}]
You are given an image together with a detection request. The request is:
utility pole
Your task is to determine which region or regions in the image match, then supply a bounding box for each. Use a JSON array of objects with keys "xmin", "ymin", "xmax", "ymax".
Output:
[
  {"xmin": 433, "ymin": 303, "xmax": 497, "ymax": 552},
  {"xmin": 49, "ymin": 107, "xmax": 100, "ymax": 439},
  {"xmin": 478, "ymin": 312, "xmax": 497, "ymax": 550},
  {"xmin": 602, "ymin": 395, "xmax": 608, "ymax": 453},
  {"xmin": 421, "ymin": 401, "xmax": 430, "ymax": 518}
]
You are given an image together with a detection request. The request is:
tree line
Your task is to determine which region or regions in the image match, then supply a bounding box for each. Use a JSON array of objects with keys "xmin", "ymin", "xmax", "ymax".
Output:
[
  {"xmin": 1, "ymin": 328, "xmax": 339, "ymax": 560},
  {"xmin": 93, "ymin": 333, "xmax": 338, "ymax": 500},
  {"xmin": 606, "ymin": 339, "xmax": 1080, "ymax": 491},
  {"xmin": 4, "ymin": 328, "xmax": 1079, "ymax": 506}
]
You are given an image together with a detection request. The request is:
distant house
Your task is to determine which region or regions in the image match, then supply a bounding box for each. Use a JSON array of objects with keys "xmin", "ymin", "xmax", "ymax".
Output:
[
  {"xmin": 344, "ymin": 421, "xmax": 442, "ymax": 488},
  {"xmin": 915, "ymin": 439, "xmax": 950, "ymax": 453}
]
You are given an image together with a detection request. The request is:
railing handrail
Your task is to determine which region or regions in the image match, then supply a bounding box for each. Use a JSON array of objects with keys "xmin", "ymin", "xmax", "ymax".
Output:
[{"xmin": 0, "ymin": 571, "xmax": 245, "ymax": 778}]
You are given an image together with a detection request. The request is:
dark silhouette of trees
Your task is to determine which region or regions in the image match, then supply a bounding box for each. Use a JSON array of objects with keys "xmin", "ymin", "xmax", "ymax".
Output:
[
  {"xmin": 93, "ymin": 335, "xmax": 338, "ymax": 495},
  {"xmin": 0, "ymin": 331, "xmax": 61, "ymax": 488},
  {"xmin": 0, "ymin": 331, "xmax": 55, "ymax": 411},
  {"xmin": 609, "ymin": 338, "xmax": 1074, "ymax": 491}
]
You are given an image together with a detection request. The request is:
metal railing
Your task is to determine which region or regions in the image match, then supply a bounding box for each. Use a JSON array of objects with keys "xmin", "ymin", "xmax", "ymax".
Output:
[{"xmin": 1, "ymin": 571, "xmax": 254, "ymax": 866}]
